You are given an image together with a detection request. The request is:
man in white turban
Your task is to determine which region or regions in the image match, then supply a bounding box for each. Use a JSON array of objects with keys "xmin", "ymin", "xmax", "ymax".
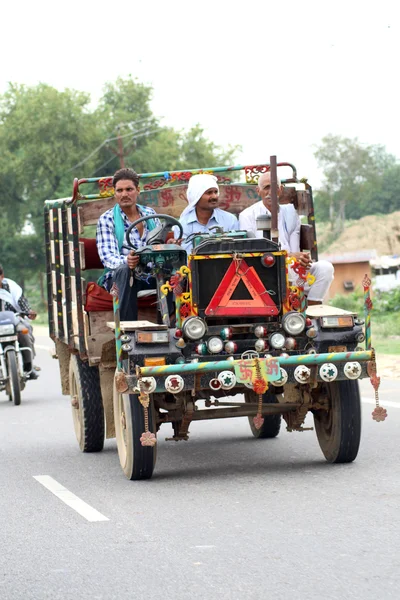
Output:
[{"xmin": 178, "ymin": 173, "xmax": 239, "ymax": 252}]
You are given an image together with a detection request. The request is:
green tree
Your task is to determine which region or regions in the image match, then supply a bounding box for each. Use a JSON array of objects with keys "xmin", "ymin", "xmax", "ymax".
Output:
[
  {"xmin": 0, "ymin": 77, "xmax": 241, "ymax": 301},
  {"xmin": 314, "ymin": 135, "xmax": 396, "ymax": 231}
]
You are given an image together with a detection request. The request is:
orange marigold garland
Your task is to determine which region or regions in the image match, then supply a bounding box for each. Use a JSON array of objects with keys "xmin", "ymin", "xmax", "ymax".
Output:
[{"xmin": 252, "ymin": 358, "xmax": 268, "ymax": 429}]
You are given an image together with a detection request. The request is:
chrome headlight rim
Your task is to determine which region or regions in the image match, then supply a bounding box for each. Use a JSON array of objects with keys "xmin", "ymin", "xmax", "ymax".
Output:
[
  {"xmin": 182, "ymin": 316, "xmax": 207, "ymax": 341},
  {"xmin": 269, "ymin": 331, "xmax": 286, "ymax": 349},
  {"xmin": 282, "ymin": 311, "xmax": 306, "ymax": 336},
  {"xmin": 207, "ymin": 336, "xmax": 224, "ymax": 354}
]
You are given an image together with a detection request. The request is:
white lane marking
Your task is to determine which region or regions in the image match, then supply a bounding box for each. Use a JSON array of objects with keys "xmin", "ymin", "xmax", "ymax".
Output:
[
  {"xmin": 33, "ymin": 476, "xmax": 109, "ymax": 522},
  {"xmin": 362, "ymin": 397, "xmax": 400, "ymax": 409}
]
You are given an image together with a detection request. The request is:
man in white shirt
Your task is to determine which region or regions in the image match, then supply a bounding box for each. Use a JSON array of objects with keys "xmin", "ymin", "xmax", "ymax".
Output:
[{"xmin": 239, "ymin": 172, "xmax": 333, "ymax": 304}]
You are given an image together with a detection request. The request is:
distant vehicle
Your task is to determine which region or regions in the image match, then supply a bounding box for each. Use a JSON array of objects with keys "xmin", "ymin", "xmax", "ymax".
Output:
[
  {"xmin": 0, "ymin": 291, "xmax": 35, "ymax": 405},
  {"xmin": 44, "ymin": 158, "xmax": 379, "ymax": 480}
]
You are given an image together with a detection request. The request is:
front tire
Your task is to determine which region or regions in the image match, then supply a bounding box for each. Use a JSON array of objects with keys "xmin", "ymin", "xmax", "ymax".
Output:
[
  {"xmin": 69, "ymin": 355, "xmax": 104, "ymax": 452},
  {"xmin": 314, "ymin": 380, "xmax": 361, "ymax": 463},
  {"xmin": 114, "ymin": 375, "xmax": 157, "ymax": 480},
  {"xmin": 7, "ymin": 350, "xmax": 21, "ymax": 406},
  {"xmin": 244, "ymin": 389, "xmax": 281, "ymax": 438}
]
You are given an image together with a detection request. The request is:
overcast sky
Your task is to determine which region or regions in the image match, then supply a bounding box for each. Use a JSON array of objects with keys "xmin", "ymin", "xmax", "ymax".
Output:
[{"xmin": 1, "ymin": 0, "xmax": 398, "ymax": 186}]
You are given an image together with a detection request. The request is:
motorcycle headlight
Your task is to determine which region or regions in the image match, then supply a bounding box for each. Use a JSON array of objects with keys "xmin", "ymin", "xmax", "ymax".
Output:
[
  {"xmin": 282, "ymin": 312, "xmax": 306, "ymax": 336},
  {"xmin": 0, "ymin": 324, "xmax": 14, "ymax": 335},
  {"xmin": 269, "ymin": 332, "xmax": 286, "ymax": 349},
  {"xmin": 182, "ymin": 316, "xmax": 207, "ymax": 341}
]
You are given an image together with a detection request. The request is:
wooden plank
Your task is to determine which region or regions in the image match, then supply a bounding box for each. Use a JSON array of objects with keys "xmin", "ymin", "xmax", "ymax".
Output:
[{"xmin": 89, "ymin": 311, "xmax": 114, "ymax": 335}]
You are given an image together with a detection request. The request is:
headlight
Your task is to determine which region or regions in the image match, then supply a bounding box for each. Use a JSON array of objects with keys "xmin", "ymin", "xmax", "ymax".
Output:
[
  {"xmin": 207, "ymin": 337, "xmax": 224, "ymax": 354},
  {"xmin": 269, "ymin": 332, "xmax": 286, "ymax": 349},
  {"xmin": 182, "ymin": 316, "xmax": 207, "ymax": 341},
  {"xmin": 282, "ymin": 312, "xmax": 306, "ymax": 335},
  {"xmin": 0, "ymin": 324, "xmax": 14, "ymax": 335}
]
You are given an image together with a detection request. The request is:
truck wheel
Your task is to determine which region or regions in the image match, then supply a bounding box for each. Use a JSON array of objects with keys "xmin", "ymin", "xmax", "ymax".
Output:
[
  {"xmin": 314, "ymin": 380, "xmax": 361, "ymax": 463},
  {"xmin": 69, "ymin": 355, "xmax": 104, "ymax": 452},
  {"xmin": 7, "ymin": 350, "xmax": 21, "ymax": 406},
  {"xmin": 114, "ymin": 377, "xmax": 157, "ymax": 480},
  {"xmin": 244, "ymin": 389, "xmax": 281, "ymax": 438}
]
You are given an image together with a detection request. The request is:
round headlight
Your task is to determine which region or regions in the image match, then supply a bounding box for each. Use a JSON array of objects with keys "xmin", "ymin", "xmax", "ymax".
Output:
[
  {"xmin": 182, "ymin": 316, "xmax": 207, "ymax": 341},
  {"xmin": 254, "ymin": 325, "xmax": 267, "ymax": 339},
  {"xmin": 269, "ymin": 332, "xmax": 286, "ymax": 349},
  {"xmin": 255, "ymin": 338, "xmax": 267, "ymax": 352},
  {"xmin": 282, "ymin": 312, "xmax": 306, "ymax": 336},
  {"xmin": 207, "ymin": 336, "xmax": 224, "ymax": 354}
]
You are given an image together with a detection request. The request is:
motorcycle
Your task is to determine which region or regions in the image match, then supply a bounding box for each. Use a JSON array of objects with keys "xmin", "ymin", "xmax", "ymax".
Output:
[{"xmin": 0, "ymin": 290, "xmax": 33, "ymax": 405}]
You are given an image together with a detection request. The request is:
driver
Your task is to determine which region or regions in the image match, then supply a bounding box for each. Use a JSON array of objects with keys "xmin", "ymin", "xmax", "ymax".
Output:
[
  {"xmin": 0, "ymin": 265, "xmax": 39, "ymax": 379},
  {"xmin": 178, "ymin": 173, "xmax": 239, "ymax": 252},
  {"xmin": 96, "ymin": 167, "xmax": 159, "ymax": 321}
]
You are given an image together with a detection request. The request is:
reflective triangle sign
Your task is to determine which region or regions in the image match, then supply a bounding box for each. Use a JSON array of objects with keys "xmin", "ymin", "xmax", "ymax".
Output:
[{"xmin": 205, "ymin": 259, "xmax": 278, "ymax": 316}]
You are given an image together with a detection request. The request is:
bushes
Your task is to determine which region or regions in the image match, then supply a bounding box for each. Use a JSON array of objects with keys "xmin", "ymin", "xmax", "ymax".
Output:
[{"xmin": 329, "ymin": 286, "xmax": 400, "ymax": 315}]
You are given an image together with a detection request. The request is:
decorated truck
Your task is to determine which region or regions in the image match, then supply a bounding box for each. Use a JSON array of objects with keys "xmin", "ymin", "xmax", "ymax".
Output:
[{"xmin": 44, "ymin": 158, "xmax": 386, "ymax": 480}]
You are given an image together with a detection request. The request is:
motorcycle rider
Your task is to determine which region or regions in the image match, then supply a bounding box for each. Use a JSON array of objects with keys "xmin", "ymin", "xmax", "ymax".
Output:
[{"xmin": 0, "ymin": 265, "xmax": 39, "ymax": 379}]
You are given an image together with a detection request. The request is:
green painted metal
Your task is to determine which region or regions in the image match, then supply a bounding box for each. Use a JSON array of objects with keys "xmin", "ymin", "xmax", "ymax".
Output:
[{"xmin": 140, "ymin": 350, "xmax": 373, "ymax": 377}]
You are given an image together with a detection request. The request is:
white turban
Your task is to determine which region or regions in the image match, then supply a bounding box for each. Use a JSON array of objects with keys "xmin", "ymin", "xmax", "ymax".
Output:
[{"xmin": 181, "ymin": 174, "xmax": 219, "ymax": 218}]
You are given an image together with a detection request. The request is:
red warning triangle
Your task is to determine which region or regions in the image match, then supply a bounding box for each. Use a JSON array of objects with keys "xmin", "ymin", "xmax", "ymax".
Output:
[{"xmin": 205, "ymin": 259, "xmax": 278, "ymax": 316}]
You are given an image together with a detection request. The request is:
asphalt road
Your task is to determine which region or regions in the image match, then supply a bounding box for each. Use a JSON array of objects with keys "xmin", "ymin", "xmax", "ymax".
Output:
[{"xmin": 0, "ymin": 335, "xmax": 399, "ymax": 600}]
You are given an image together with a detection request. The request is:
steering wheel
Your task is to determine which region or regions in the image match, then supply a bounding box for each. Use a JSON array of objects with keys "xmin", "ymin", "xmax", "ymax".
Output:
[{"xmin": 125, "ymin": 214, "xmax": 184, "ymax": 252}]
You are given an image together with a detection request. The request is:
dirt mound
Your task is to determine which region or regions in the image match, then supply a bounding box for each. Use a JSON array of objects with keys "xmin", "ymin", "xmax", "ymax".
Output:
[{"xmin": 319, "ymin": 211, "xmax": 400, "ymax": 255}]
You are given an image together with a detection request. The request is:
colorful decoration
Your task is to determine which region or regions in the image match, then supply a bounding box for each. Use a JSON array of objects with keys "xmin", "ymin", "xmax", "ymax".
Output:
[
  {"xmin": 253, "ymin": 413, "xmax": 265, "ymax": 430},
  {"xmin": 294, "ymin": 365, "xmax": 311, "ymax": 384},
  {"xmin": 319, "ymin": 363, "xmax": 338, "ymax": 382},
  {"xmin": 367, "ymin": 350, "xmax": 387, "ymax": 422},
  {"xmin": 372, "ymin": 407, "xmax": 388, "ymax": 422},
  {"xmin": 141, "ymin": 377, "xmax": 157, "ymax": 394},
  {"xmin": 165, "ymin": 374, "xmax": 185, "ymax": 393},
  {"xmin": 362, "ymin": 274, "xmax": 373, "ymax": 349},
  {"xmin": 274, "ymin": 368, "xmax": 288, "ymax": 387},
  {"xmin": 343, "ymin": 362, "xmax": 362, "ymax": 380},
  {"xmin": 218, "ymin": 371, "xmax": 237, "ymax": 390},
  {"xmin": 140, "ymin": 431, "xmax": 157, "ymax": 447}
]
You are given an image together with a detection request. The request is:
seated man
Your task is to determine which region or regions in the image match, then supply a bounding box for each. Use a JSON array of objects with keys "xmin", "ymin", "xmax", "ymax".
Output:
[
  {"xmin": 96, "ymin": 167, "xmax": 159, "ymax": 321},
  {"xmin": 0, "ymin": 264, "xmax": 39, "ymax": 379},
  {"xmin": 239, "ymin": 172, "xmax": 334, "ymax": 305},
  {"xmin": 178, "ymin": 173, "xmax": 239, "ymax": 251}
]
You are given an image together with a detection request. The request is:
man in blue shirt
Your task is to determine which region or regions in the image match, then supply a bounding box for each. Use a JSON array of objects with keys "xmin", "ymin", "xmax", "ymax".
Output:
[
  {"xmin": 178, "ymin": 174, "xmax": 239, "ymax": 252},
  {"xmin": 96, "ymin": 167, "xmax": 159, "ymax": 321}
]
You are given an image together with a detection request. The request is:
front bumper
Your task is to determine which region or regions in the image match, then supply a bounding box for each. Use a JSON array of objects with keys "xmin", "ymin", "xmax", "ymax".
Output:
[{"xmin": 134, "ymin": 350, "xmax": 373, "ymax": 393}]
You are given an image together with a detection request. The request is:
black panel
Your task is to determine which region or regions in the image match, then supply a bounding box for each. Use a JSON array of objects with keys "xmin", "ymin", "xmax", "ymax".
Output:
[{"xmin": 192, "ymin": 255, "xmax": 284, "ymax": 316}]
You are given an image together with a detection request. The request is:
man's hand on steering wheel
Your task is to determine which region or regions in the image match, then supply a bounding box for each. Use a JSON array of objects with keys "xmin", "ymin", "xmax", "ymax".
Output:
[
  {"xmin": 127, "ymin": 251, "xmax": 140, "ymax": 269},
  {"xmin": 125, "ymin": 214, "xmax": 184, "ymax": 251}
]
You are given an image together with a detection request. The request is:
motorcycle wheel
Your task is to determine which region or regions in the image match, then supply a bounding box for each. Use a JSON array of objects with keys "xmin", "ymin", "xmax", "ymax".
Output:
[{"xmin": 7, "ymin": 350, "xmax": 21, "ymax": 406}]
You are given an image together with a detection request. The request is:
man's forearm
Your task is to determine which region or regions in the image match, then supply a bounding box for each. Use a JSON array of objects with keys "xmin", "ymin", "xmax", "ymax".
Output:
[{"xmin": 100, "ymin": 252, "xmax": 128, "ymax": 270}]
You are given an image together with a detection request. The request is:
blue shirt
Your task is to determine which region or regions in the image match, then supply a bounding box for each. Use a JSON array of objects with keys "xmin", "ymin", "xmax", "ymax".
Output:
[
  {"xmin": 178, "ymin": 207, "xmax": 239, "ymax": 252},
  {"xmin": 96, "ymin": 204, "xmax": 158, "ymax": 288}
]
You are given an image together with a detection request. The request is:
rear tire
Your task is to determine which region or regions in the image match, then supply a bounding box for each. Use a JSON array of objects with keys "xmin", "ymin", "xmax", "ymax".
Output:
[
  {"xmin": 244, "ymin": 389, "xmax": 281, "ymax": 438},
  {"xmin": 7, "ymin": 350, "xmax": 21, "ymax": 406},
  {"xmin": 314, "ymin": 380, "xmax": 361, "ymax": 463},
  {"xmin": 69, "ymin": 355, "xmax": 104, "ymax": 452},
  {"xmin": 114, "ymin": 376, "xmax": 157, "ymax": 480}
]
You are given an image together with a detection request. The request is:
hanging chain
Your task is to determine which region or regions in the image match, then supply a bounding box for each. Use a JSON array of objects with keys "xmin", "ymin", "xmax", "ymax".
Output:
[
  {"xmin": 136, "ymin": 366, "xmax": 157, "ymax": 446},
  {"xmin": 368, "ymin": 349, "xmax": 387, "ymax": 422}
]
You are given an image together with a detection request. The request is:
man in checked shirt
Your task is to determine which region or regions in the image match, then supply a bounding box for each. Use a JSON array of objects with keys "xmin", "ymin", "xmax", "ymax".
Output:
[{"xmin": 96, "ymin": 168, "xmax": 160, "ymax": 321}]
